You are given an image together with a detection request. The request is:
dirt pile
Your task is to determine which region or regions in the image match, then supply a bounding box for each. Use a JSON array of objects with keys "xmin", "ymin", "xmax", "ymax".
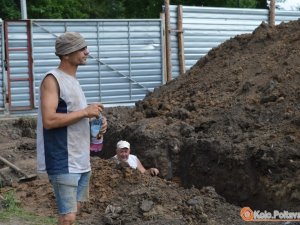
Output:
[
  {"xmin": 0, "ymin": 118, "xmax": 257, "ymax": 225},
  {"xmin": 0, "ymin": 156, "xmax": 272, "ymax": 225},
  {"xmin": 102, "ymin": 20, "xmax": 300, "ymax": 211},
  {"xmin": 0, "ymin": 118, "xmax": 277, "ymax": 225}
]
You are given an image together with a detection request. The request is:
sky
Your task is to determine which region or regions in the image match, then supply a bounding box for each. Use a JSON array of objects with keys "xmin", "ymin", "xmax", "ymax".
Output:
[{"xmin": 274, "ymin": 0, "xmax": 300, "ymax": 10}]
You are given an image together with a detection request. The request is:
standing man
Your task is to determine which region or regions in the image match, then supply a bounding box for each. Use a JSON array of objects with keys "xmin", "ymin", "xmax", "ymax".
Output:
[{"xmin": 36, "ymin": 32, "xmax": 106, "ymax": 225}]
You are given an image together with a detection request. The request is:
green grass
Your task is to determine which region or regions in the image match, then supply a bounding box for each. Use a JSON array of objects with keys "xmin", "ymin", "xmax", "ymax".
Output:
[{"xmin": 0, "ymin": 190, "xmax": 57, "ymax": 225}]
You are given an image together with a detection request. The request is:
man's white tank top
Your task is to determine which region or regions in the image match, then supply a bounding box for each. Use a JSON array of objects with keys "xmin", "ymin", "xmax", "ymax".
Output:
[
  {"xmin": 113, "ymin": 154, "xmax": 138, "ymax": 169},
  {"xmin": 36, "ymin": 68, "xmax": 90, "ymax": 174}
]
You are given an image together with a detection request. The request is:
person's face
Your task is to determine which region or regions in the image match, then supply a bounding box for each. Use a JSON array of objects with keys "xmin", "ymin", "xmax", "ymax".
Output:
[
  {"xmin": 117, "ymin": 148, "xmax": 130, "ymax": 161},
  {"xmin": 66, "ymin": 46, "xmax": 89, "ymax": 65}
]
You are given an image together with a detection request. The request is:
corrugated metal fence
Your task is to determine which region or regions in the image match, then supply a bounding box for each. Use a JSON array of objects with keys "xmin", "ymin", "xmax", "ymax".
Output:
[
  {"xmin": 1, "ymin": 6, "xmax": 300, "ymax": 115},
  {"xmin": 4, "ymin": 19, "xmax": 164, "ymax": 112},
  {"xmin": 169, "ymin": 6, "xmax": 300, "ymax": 78},
  {"xmin": 32, "ymin": 20, "xmax": 164, "ymax": 109},
  {"xmin": 0, "ymin": 20, "xmax": 4, "ymax": 114}
]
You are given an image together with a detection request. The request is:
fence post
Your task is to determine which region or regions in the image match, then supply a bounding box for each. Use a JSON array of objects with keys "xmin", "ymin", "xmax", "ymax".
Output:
[
  {"xmin": 164, "ymin": 0, "xmax": 172, "ymax": 81},
  {"xmin": 269, "ymin": 0, "xmax": 275, "ymax": 26},
  {"xmin": 177, "ymin": 5, "xmax": 185, "ymax": 75},
  {"xmin": 160, "ymin": 13, "xmax": 168, "ymax": 82},
  {"xmin": 20, "ymin": 0, "xmax": 28, "ymax": 19}
]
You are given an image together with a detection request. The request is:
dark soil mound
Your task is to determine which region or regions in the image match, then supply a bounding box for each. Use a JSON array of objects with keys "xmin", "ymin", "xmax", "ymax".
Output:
[
  {"xmin": 103, "ymin": 20, "xmax": 300, "ymax": 211},
  {"xmin": 10, "ymin": 158, "xmax": 273, "ymax": 225}
]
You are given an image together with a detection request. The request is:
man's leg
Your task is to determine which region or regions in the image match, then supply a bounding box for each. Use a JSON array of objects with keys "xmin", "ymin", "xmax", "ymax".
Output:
[
  {"xmin": 49, "ymin": 173, "xmax": 81, "ymax": 225},
  {"xmin": 76, "ymin": 171, "xmax": 91, "ymax": 215}
]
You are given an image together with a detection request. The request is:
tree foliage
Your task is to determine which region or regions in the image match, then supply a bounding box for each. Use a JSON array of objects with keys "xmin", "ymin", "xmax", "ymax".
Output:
[
  {"xmin": 27, "ymin": 0, "xmax": 89, "ymax": 19},
  {"xmin": 0, "ymin": 0, "xmax": 20, "ymax": 20},
  {"xmin": 0, "ymin": 0, "xmax": 268, "ymax": 20}
]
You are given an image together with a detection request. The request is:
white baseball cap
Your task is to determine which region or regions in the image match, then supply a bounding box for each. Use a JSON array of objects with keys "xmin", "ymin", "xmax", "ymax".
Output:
[{"xmin": 116, "ymin": 140, "xmax": 130, "ymax": 149}]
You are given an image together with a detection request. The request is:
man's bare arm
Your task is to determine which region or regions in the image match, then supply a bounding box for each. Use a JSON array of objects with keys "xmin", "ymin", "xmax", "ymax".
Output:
[
  {"xmin": 41, "ymin": 74, "xmax": 102, "ymax": 129},
  {"xmin": 136, "ymin": 158, "xmax": 159, "ymax": 176}
]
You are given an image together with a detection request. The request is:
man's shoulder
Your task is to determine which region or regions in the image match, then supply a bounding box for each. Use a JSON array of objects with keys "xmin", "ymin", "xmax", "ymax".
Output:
[
  {"xmin": 128, "ymin": 154, "xmax": 139, "ymax": 161},
  {"xmin": 44, "ymin": 68, "xmax": 58, "ymax": 76}
]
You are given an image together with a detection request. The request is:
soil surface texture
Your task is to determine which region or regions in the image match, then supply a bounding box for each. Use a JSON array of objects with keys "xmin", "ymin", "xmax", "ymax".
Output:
[{"xmin": 1, "ymin": 19, "xmax": 300, "ymax": 225}]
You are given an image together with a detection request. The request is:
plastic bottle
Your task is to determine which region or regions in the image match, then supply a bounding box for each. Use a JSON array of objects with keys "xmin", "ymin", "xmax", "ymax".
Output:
[{"xmin": 90, "ymin": 114, "xmax": 103, "ymax": 152}]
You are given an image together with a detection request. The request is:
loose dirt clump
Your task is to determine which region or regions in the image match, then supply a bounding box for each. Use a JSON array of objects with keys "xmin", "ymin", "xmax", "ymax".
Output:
[{"xmin": 1, "ymin": 19, "xmax": 300, "ymax": 225}]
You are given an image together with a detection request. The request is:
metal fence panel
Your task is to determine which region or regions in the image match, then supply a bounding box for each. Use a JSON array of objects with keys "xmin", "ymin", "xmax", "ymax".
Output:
[
  {"xmin": 0, "ymin": 20, "xmax": 5, "ymax": 112},
  {"xmin": 276, "ymin": 10, "xmax": 300, "ymax": 23},
  {"xmin": 5, "ymin": 20, "xmax": 34, "ymax": 110},
  {"xmin": 169, "ymin": 6, "xmax": 268, "ymax": 78},
  {"xmin": 31, "ymin": 19, "xmax": 164, "ymax": 108},
  {"xmin": 169, "ymin": 6, "xmax": 300, "ymax": 78}
]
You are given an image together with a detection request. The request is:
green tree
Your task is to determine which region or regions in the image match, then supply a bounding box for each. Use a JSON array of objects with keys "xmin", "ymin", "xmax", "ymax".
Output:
[
  {"xmin": 81, "ymin": 0, "xmax": 126, "ymax": 18},
  {"xmin": 27, "ymin": 0, "xmax": 89, "ymax": 19},
  {"xmin": 173, "ymin": 0, "xmax": 259, "ymax": 8},
  {"xmin": 256, "ymin": 0, "xmax": 268, "ymax": 8},
  {"xmin": 123, "ymin": 0, "xmax": 164, "ymax": 18},
  {"xmin": 0, "ymin": 0, "xmax": 20, "ymax": 20},
  {"xmin": 27, "ymin": 0, "xmax": 126, "ymax": 19},
  {"xmin": 0, "ymin": 0, "xmax": 269, "ymax": 20}
]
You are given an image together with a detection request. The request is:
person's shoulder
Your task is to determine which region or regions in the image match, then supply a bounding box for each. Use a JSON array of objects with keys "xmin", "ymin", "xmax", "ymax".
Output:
[
  {"xmin": 129, "ymin": 154, "xmax": 140, "ymax": 162},
  {"xmin": 44, "ymin": 68, "xmax": 58, "ymax": 77},
  {"xmin": 41, "ymin": 69, "xmax": 58, "ymax": 83}
]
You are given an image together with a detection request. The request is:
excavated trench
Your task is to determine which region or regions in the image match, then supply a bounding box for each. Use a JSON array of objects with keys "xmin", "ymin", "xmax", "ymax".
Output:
[
  {"xmin": 100, "ymin": 20, "xmax": 300, "ymax": 212},
  {"xmin": 102, "ymin": 112, "xmax": 299, "ymax": 211}
]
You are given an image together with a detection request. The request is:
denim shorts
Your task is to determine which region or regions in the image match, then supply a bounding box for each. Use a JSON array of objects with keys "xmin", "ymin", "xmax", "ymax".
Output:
[{"xmin": 48, "ymin": 171, "xmax": 91, "ymax": 215}]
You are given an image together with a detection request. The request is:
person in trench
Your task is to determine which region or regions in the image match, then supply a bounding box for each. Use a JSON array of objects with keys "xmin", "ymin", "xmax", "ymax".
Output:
[{"xmin": 112, "ymin": 140, "xmax": 159, "ymax": 176}]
